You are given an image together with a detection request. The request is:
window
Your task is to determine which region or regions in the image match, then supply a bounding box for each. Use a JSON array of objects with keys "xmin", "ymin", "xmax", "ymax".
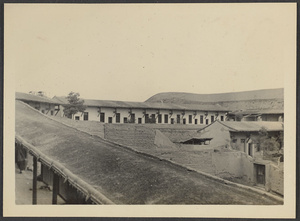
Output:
[
  {"xmin": 83, "ymin": 112, "xmax": 89, "ymax": 121},
  {"xmin": 211, "ymin": 116, "xmax": 214, "ymax": 123},
  {"xmin": 158, "ymin": 114, "xmax": 162, "ymax": 123},
  {"xmin": 100, "ymin": 113, "xmax": 105, "ymax": 122},
  {"xmin": 205, "ymin": 119, "xmax": 209, "ymax": 125},
  {"xmin": 124, "ymin": 117, "xmax": 128, "ymax": 123},
  {"xmin": 200, "ymin": 115, "xmax": 204, "ymax": 124},
  {"xmin": 241, "ymin": 139, "xmax": 245, "ymax": 143},
  {"xmin": 75, "ymin": 116, "xmax": 80, "ymax": 120},
  {"xmin": 130, "ymin": 114, "xmax": 135, "ymax": 123},
  {"xmin": 248, "ymin": 143, "xmax": 253, "ymax": 156},
  {"xmin": 116, "ymin": 113, "xmax": 120, "ymax": 123},
  {"xmin": 221, "ymin": 116, "xmax": 224, "ymax": 121},
  {"xmin": 189, "ymin": 115, "xmax": 192, "ymax": 124},
  {"xmin": 51, "ymin": 110, "xmax": 54, "ymax": 116},
  {"xmin": 164, "ymin": 114, "xmax": 168, "ymax": 124},
  {"xmin": 138, "ymin": 118, "xmax": 142, "ymax": 124},
  {"xmin": 183, "ymin": 119, "xmax": 186, "ymax": 124},
  {"xmin": 171, "ymin": 118, "xmax": 174, "ymax": 124},
  {"xmin": 232, "ymin": 139, "xmax": 237, "ymax": 143},
  {"xmin": 195, "ymin": 119, "xmax": 198, "ymax": 124},
  {"xmin": 151, "ymin": 114, "xmax": 156, "ymax": 123},
  {"xmin": 177, "ymin": 114, "xmax": 180, "ymax": 124},
  {"xmin": 108, "ymin": 117, "xmax": 112, "ymax": 123},
  {"xmin": 145, "ymin": 114, "xmax": 149, "ymax": 123}
]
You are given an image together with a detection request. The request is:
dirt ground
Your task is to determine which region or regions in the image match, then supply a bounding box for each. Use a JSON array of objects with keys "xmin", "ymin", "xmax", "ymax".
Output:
[{"xmin": 15, "ymin": 164, "xmax": 65, "ymax": 205}]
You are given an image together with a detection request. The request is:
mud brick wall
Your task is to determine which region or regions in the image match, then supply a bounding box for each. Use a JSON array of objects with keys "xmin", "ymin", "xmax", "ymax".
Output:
[
  {"xmin": 268, "ymin": 163, "xmax": 284, "ymax": 195},
  {"xmin": 104, "ymin": 124, "xmax": 156, "ymax": 149}
]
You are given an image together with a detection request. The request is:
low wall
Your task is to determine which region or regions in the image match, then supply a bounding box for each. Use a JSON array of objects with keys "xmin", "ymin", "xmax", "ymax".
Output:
[
  {"xmin": 267, "ymin": 163, "xmax": 284, "ymax": 195},
  {"xmin": 212, "ymin": 151, "xmax": 254, "ymax": 184},
  {"xmin": 104, "ymin": 124, "xmax": 156, "ymax": 149}
]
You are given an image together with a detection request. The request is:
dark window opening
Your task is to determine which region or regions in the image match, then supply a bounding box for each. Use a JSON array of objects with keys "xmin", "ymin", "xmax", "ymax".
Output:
[
  {"xmin": 221, "ymin": 116, "xmax": 224, "ymax": 121},
  {"xmin": 130, "ymin": 114, "xmax": 135, "ymax": 123},
  {"xmin": 189, "ymin": 115, "xmax": 192, "ymax": 124},
  {"xmin": 100, "ymin": 113, "xmax": 105, "ymax": 122},
  {"xmin": 124, "ymin": 117, "xmax": 128, "ymax": 123},
  {"xmin": 200, "ymin": 115, "xmax": 204, "ymax": 124},
  {"xmin": 116, "ymin": 113, "xmax": 120, "ymax": 123},
  {"xmin": 177, "ymin": 114, "xmax": 180, "ymax": 124},
  {"xmin": 183, "ymin": 119, "xmax": 186, "ymax": 124},
  {"xmin": 248, "ymin": 143, "xmax": 253, "ymax": 156},
  {"xmin": 195, "ymin": 119, "xmax": 198, "ymax": 124},
  {"xmin": 164, "ymin": 114, "xmax": 168, "ymax": 124},
  {"xmin": 151, "ymin": 114, "xmax": 156, "ymax": 123},
  {"xmin": 171, "ymin": 118, "xmax": 174, "ymax": 124},
  {"xmin": 211, "ymin": 116, "xmax": 214, "ymax": 123},
  {"xmin": 205, "ymin": 119, "xmax": 209, "ymax": 125},
  {"xmin": 108, "ymin": 117, "xmax": 112, "ymax": 123},
  {"xmin": 145, "ymin": 114, "xmax": 149, "ymax": 123},
  {"xmin": 158, "ymin": 114, "xmax": 162, "ymax": 123},
  {"xmin": 83, "ymin": 112, "xmax": 89, "ymax": 121},
  {"xmin": 75, "ymin": 116, "xmax": 80, "ymax": 120},
  {"xmin": 241, "ymin": 139, "xmax": 245, "ymax": 143},
  {"xmin": 138, "ymin": 118, "xmax": 142, "ymax": 124},
  {"xmin": 50, "ymin": 110, "xmax": 54, "ymax": 116},
  {"xmin": 232, "ymin": 139, "xmax": 237, "ymax": 143}
]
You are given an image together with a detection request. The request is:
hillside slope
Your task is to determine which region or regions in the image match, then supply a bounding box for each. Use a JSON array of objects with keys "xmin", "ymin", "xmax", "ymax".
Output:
[{"xmin": 145, "ymin": 88, "xmax": 284, "ymax": 111}]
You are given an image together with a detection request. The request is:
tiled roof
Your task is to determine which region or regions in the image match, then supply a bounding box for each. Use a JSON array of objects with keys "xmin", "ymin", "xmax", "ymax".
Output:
[
  {"xmin": 52, "ymin": 96, "xmax": 68, "ymax": 104},
  {"xmin": 228, "ymin": 109, "xmax": 284, "ymax": 115},
  {"xmin": 217, "ymin": 121, "xmax": 283, "ymax": 132},
  {"xmin": 16, "ymin": 92, "xmax": 62, "ymax": 104},
  {"xmin": 83, "ymin": 99, "xmax": 228, "ymax": 112},
  {"xmin": 182, "ymin": 120, "xmax": 283, "ymax": 143}
]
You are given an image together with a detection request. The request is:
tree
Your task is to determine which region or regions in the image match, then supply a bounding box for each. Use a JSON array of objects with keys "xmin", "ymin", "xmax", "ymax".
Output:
[
  {"xmin": 255, "ymin": 127, "xmax": 281, "ymax": 160},
  {"xmin": 63, "ymin": 92, "xmax": 86, "ymax": 118}
]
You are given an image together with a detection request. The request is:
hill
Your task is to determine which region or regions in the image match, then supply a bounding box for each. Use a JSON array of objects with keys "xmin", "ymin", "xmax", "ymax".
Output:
[{"xmin": 145, "ymin": 88, "xmax": 284, "ymax": 111}]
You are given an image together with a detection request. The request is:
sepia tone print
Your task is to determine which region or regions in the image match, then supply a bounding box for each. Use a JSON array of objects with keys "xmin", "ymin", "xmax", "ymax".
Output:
[{"xmin": 4, "ymin": 3, "xmax": 296, "ymax": 218}]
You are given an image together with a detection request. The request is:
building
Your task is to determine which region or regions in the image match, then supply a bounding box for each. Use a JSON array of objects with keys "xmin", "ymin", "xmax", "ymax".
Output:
[
  {"xmin": 66, "ymin": 99, "xmax": 229, "ymax": 125},
  {"xmin": 16, "ymin": 92, "xmax": 64, "ymax": 116},
  {"xmin": 227, "ymin": 109, "xmax": 284, "ymax": 122},
  {"xmin": 179, "ymin": 120, "xmax": 284, "ymax": 193},
  {"xmin": 183, "ymin": 120, "xmax": 283, "ymax": 153}
]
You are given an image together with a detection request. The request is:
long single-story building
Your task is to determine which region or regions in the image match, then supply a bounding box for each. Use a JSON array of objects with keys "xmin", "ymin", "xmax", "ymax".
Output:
[{"xmin": 59, "ymin": 98, "xmax": 229, "ymax": 125}]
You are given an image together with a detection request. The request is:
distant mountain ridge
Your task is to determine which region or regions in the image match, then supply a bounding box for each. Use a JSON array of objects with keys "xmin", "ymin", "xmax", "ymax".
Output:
[{"xmin": 145, "ymin": 88, "xmax": 284, "ymax": 111}]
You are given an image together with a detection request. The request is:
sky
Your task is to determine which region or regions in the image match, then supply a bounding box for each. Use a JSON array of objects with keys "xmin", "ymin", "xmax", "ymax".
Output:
[{"xmin": 5, "ymin": 3, "xmax": 296, "ymax": 101}]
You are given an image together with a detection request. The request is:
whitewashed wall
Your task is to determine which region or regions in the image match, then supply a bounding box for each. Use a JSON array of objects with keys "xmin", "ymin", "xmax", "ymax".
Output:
[{"xmin": 72, "ymin": 106, "xmax": 227, "ymax": 125}]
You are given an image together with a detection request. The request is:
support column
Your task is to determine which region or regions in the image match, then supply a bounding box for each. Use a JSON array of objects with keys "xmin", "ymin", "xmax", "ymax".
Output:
[
  {"xmin": 52, "ymin": 173, "xmax": 59, "ymax": 204},
  {"xmin": 32, "ymin": 156, "xmax": 37, "ymax": 205}
]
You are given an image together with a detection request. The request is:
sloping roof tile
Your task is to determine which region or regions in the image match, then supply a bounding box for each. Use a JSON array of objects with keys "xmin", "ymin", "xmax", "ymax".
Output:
[
  {"xmin": 228, "ymin": 109, "xmax": 284, "ymax": 115},
  {"xmin": 16, "ymin": 92, "xmax": 62, "ymax": 104},
  {"xmin": 83, "ymin": 99, "xmax": 228, "ymax": 112},
  {"xmin": 216, "ymin": 120, "xmax": 283, "ymax": 132}
]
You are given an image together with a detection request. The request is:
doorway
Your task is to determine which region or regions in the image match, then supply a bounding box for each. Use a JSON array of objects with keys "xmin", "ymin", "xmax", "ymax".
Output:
[{"xmin": 256, "ymin": 164, "xmax": 265, "ymax": 185}]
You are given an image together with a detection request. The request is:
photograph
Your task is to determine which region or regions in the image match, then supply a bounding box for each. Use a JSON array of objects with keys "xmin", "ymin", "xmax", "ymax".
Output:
[{"xmin": 3, "ymin": 2, "xmax": 297, "ymax": 218}]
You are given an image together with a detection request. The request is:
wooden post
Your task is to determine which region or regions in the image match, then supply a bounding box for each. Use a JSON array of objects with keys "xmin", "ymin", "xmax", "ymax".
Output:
[
  {"xmin": 52, "ymin": 173, "xmax": 59, "ymax": 204},
  {"xmin": 32, "ymin": 156, "xmax": 37, "ymax": 205}
]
